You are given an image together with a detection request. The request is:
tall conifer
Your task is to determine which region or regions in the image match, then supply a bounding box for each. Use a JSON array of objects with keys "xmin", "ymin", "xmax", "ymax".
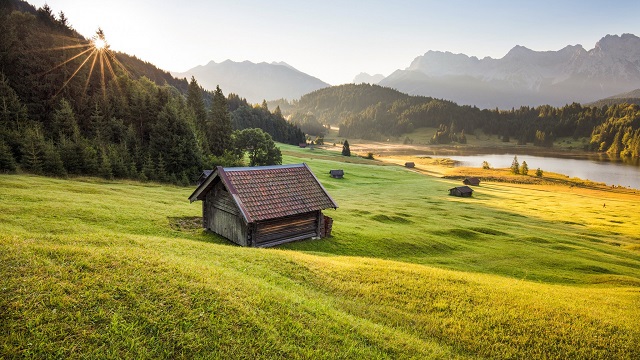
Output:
[{"xmin": 208, "ymin": 86, "xmax": 232, "ymax": 156}]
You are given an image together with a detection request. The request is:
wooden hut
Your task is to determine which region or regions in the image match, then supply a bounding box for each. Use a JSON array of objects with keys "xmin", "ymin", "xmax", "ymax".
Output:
[
  {"xmin": 188, "ymin": 164, "xmax": 338, "ymax": 247},
  {"xmin": 463, "ymin": 177, "xmax": 481, "ymax": 186},
  {"xmin": 449, "ymin": 186, "xmax": 473, "ymax": 197},
  {"xmin": 405, "ymin": 162, "xmax": 415, "ymax": 168},
  {"xmin": 329, "ymin": 170, "xmax": 344, "ymax": 179}
]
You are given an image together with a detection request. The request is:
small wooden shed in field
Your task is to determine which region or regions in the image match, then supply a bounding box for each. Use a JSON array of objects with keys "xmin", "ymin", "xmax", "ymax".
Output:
[
  {"xmin": 329, "ymin": 170, "xmax": 344, "ymax": 179},
  {"xmin": 405, "ymin": 162, "xmax": 415, "ymax": 168},
  {"xmin": 449, "ymin": 186, "xmax": 473, "ymax": 197},
  {"xmin": 188, "ymin": 163, "xmax": 338, "ymax": 247},
  {"xmin": 463, "ymin": 177, "xmax": 481, "ymax": 186}
]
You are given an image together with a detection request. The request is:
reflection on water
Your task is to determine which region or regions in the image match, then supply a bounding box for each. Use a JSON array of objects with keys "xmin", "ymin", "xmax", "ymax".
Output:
[{"xmin": 441, "ymin": 153, "xmax": 640, "ymax": 189}]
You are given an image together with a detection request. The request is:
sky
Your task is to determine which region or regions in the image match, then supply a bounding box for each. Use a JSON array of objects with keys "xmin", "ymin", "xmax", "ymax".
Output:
[{"xmin": 29, "ymin": 0, "xmax": 640, "ymax": 85}]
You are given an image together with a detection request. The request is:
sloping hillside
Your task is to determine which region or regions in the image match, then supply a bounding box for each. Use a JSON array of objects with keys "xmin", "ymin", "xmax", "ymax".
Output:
[{"xmin": 1, "ymin": 146, "xmax": 639, "ymax": 358}]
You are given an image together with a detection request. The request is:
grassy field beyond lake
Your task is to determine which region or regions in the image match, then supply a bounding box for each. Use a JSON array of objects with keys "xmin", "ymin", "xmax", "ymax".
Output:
[{"xmin": 1, "ymin": 147, "xmax": 639, "ymax": 358}]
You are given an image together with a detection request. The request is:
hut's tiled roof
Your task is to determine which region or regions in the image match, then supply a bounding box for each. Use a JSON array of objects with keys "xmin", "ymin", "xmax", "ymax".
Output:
[{"xmin": 189, "ymin": 164, "xmax": 337, "ymax": 223}]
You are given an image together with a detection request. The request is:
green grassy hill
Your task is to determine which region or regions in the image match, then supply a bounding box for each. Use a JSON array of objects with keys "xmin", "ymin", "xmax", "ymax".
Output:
[{"xmin": 1, "ymin": 145, "xmax": 639, "ymax": 358}]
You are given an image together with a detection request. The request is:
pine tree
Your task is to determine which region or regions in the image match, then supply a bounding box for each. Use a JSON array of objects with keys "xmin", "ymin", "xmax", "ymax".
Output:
[
  {"xmin": 511, "ymin": 155, "xmax": 520, "ymax": 174},
  {"xmin": 41, "ymin": 141, "xmax": 66, "ymax": 176},
  {"xmin": 207, "ymin": 86, "xmax": 232, "ymax": 156},
  {"xmin": 520, "ymin": 161, "xmax": 529, "ymax": 175},
  {"xmin": 59, "ymin": 138, "xmax": 83, "ymax": 174},
  {"xmin": 21, "ymin": 127, "xmax": 45, "ymax": 174},
  {"xmin": 80, "ymin": 140, "xmax": 99, "ymax": 174},
  {"xmin": 156, "ymin": 153, "xmax": 167, "ymax": 182},
  {"xmin": 51, "ymin": 98, "xmax": 79, "ymax": 143},
  {"xmin": 186, "ymin": 76, "xmax": 208, "ymax": 150},
  {"xmin": 0, "ymin": 140, "xmax": 17, "ymax": 172},
  {"xmin": 179, "ymin": 172, "xmax": 190, "ymax": 187},
  {"xmin": 273, "ymin": 105, "xmax": 283, "ymax": 118},
  {"xmin": 141, "ymin": 153, "xmax": 155, "ymax": 181},
  {"xmin": 99, "ymin": 149, "xmax": 113, "ymax": 179},
  {"xmin": 0, "ymin": 73, "xmax": 28, "ymax": 132},
  {"xmin": 342, "ymin": 140, "xmax": 351, "ymax": 156},
  {"xmin": 89, "ymin": 103, "xmax": 106, "ymax": 142}
]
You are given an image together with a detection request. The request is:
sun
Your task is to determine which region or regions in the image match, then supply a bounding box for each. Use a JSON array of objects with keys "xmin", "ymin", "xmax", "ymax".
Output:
[{"xmin": 93, "ymin": 38, "xmax": 106, "ymax": 50}]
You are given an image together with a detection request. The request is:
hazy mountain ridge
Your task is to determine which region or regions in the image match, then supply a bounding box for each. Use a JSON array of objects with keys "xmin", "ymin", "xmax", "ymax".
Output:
[
  {"xmin": 381, "ymin": 34, "xmax": 640, "ymax": 108},
  {"xmin": 587, "ymin": 88, "xmax": 640, "ymax": 107},
  {"xmin": 353, "ymin": 72, "xmax": 385, "ymax": 84},
  {"xmin": 172, "ymin": 60, "xmax": 330, "ymax": 104}
]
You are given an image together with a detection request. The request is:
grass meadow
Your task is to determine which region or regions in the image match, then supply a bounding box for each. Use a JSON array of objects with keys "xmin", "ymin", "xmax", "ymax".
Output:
[{"xmin": 1, "ymin": 144, "xmax": 639, "ymax": 359}]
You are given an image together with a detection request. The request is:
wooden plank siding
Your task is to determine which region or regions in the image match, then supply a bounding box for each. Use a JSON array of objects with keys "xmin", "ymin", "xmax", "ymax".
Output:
[
  {"xmin": 211, "ymin": 188, "xmax": 239, "ymax": 216},
  {"xmin": 205, "ymin": 182, "xmax": 248, "ymax": 246},
  {"xmin": 253, "ymin": 211, "xmax": 319, "ymax": 247},
  {"xmin": 210, "ymin": 207, "xmax": 248, "ymax": 246}
]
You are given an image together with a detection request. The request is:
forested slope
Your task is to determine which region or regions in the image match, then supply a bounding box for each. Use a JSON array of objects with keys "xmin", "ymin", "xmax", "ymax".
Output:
[
  {"xmin": 0, "ymin": 0, "xmax": 304, "ymax": 183},
  {"xmin": 287, "ymin": 83, "xmax": 640, "ymax": 157}
]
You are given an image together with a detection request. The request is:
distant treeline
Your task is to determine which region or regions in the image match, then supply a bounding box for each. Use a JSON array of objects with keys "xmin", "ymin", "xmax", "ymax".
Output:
[
  {"xmin": 0, "ymin": 1, "xmax": 304, "ymax": 183},
  {"xmin": 287, "ymin": 83, "xmax": 640, "ymax": 157}
]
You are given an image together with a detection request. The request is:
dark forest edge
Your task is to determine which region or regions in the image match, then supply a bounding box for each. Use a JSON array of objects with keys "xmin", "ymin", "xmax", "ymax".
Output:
[{"xmin": 0, "ymin": 1, "xmax": 304, "ymax": 184}]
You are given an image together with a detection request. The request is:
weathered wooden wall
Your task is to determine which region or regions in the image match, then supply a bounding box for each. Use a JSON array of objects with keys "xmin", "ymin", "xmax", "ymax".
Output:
[{"xmin": 205, "ymin": 182, "xmax": 248, "ymax": 246}]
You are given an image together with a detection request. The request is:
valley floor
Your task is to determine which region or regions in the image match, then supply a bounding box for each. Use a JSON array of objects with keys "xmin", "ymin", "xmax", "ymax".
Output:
[{"xmin": 1, "ymin": 144, "xmax": 639, "ymax": 359}]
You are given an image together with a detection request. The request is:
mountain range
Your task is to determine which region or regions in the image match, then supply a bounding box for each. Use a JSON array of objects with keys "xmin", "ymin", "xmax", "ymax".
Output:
[
  {"xmin": 172, "ymin": 60, "xmax": 329, "ymax": 104},
  {"xmin": 378, "ymin": 34, "xmax": 640, "ymax": 108},
  {"xmin": 177, "ymin": 34, "xmax": 640, "ymax": 109}
]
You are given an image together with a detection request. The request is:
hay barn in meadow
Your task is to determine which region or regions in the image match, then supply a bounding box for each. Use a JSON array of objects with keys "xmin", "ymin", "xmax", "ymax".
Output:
[
  {"xmin": 449, "ymin": 186, "xmax": 473, "ymax": 197},
  {"xmin": 329, "ymin": 170, "xmax": 344, "ymax": 178},
  {"xmin": 188, "ymin": 164, "xmax": 338, "ymax": 247},
  {"xmin": 463, "ymin": 177, "xmax": 481, "ymax": 186}
]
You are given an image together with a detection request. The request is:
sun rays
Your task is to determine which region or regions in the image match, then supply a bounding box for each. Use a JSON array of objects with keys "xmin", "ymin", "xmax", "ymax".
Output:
[{"xmin": 43, "ymin": 28, "xmax": 129, "ymax": 99}]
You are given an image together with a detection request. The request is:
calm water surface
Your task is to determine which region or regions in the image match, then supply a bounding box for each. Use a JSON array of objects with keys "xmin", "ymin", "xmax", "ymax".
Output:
[{"xmin": 443, "ymin": 153, "xmax": 640, "ymax": 189}]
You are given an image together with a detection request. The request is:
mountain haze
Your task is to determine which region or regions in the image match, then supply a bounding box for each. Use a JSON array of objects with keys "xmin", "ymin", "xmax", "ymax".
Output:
[
  {"xmin": 353, "ymin": 72, "xmax": 385, "ymax": 84},
  {"xmin": 587, "ymin": 88, "xmax": 640, "ymax": 107},
  {"xmin": 381, "ymin": 34, "xmax": 640, "ymax": 109},
  {"xmin": 173, "ymin": 60, "xmax": 329, "ymax": 104}
]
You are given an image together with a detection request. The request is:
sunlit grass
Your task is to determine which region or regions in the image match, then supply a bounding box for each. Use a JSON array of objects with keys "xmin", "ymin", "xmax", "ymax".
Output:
[{"xmin": 1, "ymin": 148, "xmax": 639, "ymax": 358}]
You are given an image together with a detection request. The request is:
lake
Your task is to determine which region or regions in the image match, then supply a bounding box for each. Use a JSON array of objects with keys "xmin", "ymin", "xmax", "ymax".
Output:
[{"xmin": 442, "ymin": 153, "xmax": 640, "ymax": 189}]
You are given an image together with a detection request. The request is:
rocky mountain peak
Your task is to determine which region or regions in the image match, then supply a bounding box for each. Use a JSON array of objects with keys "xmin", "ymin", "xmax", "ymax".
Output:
[{"xmin": 380, "ymin": 33, "xmax": 640, "ymax": 108}]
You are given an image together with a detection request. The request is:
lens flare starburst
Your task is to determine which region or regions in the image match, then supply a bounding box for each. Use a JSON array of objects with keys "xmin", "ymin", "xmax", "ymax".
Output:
[{"xmin": 44, "ymin": 28, "xmax": 128, "ymax": 99}]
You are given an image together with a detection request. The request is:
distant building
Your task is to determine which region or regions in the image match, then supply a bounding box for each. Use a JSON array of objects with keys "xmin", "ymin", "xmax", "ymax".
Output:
[
  {"xmin": 449, "ymin": 186, "xmax": 473, "ymax": 197},
  {"xmin": 329, "ymin": 170, "xmax": 344, "ymax": 179},
  {"xmin": 405, "ymin": 162, "xmax": 415, "ymax": 168},
  {"xmin": 189, "ymin": 164, "xmax": 338, "ymax": 247},
  {"xmin": 463, "ymin": 177, "xmax": 481, "ymax": 186}
]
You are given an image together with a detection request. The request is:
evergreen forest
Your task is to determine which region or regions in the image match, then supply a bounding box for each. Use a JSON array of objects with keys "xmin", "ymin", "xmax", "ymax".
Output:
[{"xmin": 0, "ymin": 0, "xmax": 304, "ymax": 183}]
